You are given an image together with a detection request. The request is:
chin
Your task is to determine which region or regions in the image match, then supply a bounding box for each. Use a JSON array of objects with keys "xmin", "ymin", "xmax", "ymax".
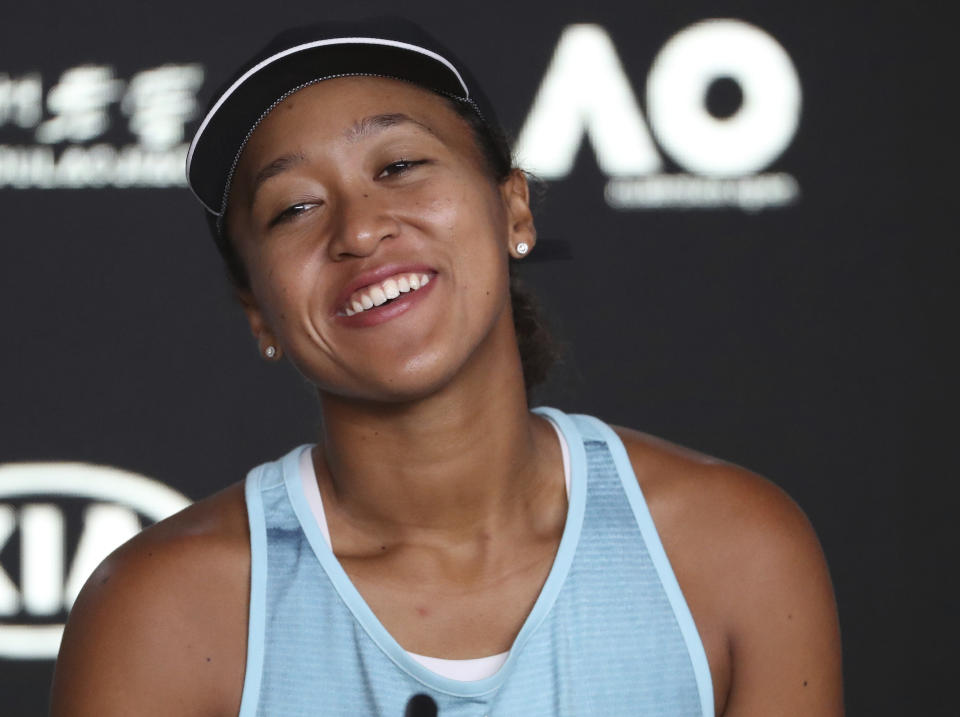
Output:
[
  {"xmin": 310, "ymin": 304, "xmax": 513, "ymax": 405},
  {"xmin": 315, "ymin": 349, "xmax": 468, "ymax": 405}
]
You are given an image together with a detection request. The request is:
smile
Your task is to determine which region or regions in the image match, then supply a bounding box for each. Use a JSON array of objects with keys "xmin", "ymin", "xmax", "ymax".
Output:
[{"xmin": 340, "ymin": 272, "xmax": 433, "ymax": 316}]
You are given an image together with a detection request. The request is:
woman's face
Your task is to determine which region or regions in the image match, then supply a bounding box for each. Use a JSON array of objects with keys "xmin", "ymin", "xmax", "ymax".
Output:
[{"xmin": 226, "ymin": 76, "xmax": 534, "ymax": 402}]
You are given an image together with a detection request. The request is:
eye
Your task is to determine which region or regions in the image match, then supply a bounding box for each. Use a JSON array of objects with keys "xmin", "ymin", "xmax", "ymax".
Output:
[
  {"xmin": 377, "ymin": 158, "xmax": 429, "ymax": 178},
  {"xmin": 269, "ymin": 201, "xmax": 321, "ymax": 228}
]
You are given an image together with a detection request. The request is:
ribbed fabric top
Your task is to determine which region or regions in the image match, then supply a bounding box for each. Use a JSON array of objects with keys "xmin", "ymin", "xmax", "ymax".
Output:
[
  {"xmin": 240, "ymin": 408, "xmax": 713, "ymax": 716},
  {"xmin": 297, "ymin": 415, "xmax": 571, "ymax": 681}
]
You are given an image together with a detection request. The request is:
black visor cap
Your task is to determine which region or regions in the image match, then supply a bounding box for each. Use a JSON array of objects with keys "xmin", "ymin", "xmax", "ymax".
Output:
[{"xmin": 186, "ymin": 18, "xmax": 498, "ymax": 216}]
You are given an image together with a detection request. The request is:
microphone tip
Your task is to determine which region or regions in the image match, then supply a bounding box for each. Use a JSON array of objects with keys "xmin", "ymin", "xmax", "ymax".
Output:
[{"xmin": 404, "ymin": 693, "xmax": 438, "ymax": 717}]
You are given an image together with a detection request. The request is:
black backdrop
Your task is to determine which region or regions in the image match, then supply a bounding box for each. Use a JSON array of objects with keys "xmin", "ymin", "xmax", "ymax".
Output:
[{"xmin": 0, "ymin": 0, "xmax": 950, "ymax": 714}]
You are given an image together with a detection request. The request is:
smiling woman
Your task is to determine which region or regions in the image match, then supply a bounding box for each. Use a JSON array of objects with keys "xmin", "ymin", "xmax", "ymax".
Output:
[
  {"xmin": 225, "ymin": 76, "xmax": 528, "ymax": 402},
  {"xmin": 49, "ymin": 17, "xmax": 843, "ymax": 717}
]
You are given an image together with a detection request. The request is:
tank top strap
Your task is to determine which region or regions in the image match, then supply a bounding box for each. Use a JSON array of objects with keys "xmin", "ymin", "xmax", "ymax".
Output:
[{"xmin": 533, "ymin": 406, "xmax": 617, "ymax": 443}]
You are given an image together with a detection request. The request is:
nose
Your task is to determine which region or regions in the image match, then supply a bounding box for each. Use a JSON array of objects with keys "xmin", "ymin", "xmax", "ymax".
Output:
[{"xmin": 327, "ymin": 190, "xmax": 400, "ymax": 260}]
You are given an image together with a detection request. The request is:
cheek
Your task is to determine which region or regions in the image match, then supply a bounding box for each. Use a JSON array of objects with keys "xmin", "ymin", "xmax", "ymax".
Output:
[
  {"xmin": 434, "ymin": 190, "xmax": 512, "ymax": 335},
  {"xmin": 423, "ymin": 176, "xmax": 508, "ymax": 255},
  {"xmin": 246, "ymin": 247, "xmax": 320, "ymax": 332}
]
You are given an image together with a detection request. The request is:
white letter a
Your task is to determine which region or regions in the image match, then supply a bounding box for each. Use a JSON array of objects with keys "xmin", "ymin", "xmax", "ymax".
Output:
[{"xmin": 514, "ymin": 25, "xmax": 662, "ymax": 179}]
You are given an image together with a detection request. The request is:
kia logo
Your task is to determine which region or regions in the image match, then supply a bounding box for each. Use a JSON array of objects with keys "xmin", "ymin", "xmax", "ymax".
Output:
[{"xmin": 0, "ymin": 462, "xmax": 190, "ymax": 659}]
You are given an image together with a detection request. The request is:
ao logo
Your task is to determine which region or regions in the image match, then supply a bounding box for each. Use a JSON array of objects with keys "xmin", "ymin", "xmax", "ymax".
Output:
[
  {"xmin": 514, "ymin": 20, "xmax": 803, "ymax": 210},
  {"xmin": 0, "ymin": 462, "xmax": 190, "ymax": 659}
]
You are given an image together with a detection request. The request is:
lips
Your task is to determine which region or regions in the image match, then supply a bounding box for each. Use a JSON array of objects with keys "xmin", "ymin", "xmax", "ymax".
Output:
[
  {"xmin": 340, "ymin": 271, "xmax": 432, "ymax": 316},
  {"xmin": 332, "ymin": 263, "xmax": 438, "ymax": 326}
]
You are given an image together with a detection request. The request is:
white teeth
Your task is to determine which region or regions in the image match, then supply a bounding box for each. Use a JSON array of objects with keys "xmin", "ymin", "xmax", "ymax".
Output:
[
  {"xmin": 343, "ymin": 271, "xmax": 434, "ymax": 316},
  {"xmin": 383, "ymin": 278, "xmax": 400, "ymax": 300}
]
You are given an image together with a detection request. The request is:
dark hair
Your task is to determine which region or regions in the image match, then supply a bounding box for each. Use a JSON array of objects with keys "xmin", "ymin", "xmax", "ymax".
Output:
[{"xmin": 207, "ymin": 93, "xmax": 557, "ymax": 394}]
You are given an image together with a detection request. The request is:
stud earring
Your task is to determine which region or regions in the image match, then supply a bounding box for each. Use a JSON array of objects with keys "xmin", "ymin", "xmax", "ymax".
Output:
[
  {"xmin": 516, "ymin": 242, "xmax": 529, "ymax": 256},
  {"xmin": 264, "ymin": 345, "xmax": 277, "ymax": 359}
]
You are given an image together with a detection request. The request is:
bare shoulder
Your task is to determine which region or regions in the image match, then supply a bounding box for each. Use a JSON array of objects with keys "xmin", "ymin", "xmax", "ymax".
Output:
[
  {"xmin": 611, "ymin": 426, "xmax": 844, "ymax": 716},
  {"xmin": 50, "ymin": 481, "xmax": 250, "ymax": 717},
  {"xmin": 610, "ymin": 425, "xmax": 818, "ymax": 561}
]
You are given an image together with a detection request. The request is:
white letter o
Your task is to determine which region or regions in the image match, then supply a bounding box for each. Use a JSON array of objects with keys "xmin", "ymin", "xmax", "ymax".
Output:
[{"xmin": 646, "ymin": 19, "xmax": 801, "ymax": 177}]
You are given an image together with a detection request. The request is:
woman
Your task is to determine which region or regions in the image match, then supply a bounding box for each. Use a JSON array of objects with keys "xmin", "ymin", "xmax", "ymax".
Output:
[{"xmin": 51, "ymin": 18, "xmax": 843, "ymax": 716}]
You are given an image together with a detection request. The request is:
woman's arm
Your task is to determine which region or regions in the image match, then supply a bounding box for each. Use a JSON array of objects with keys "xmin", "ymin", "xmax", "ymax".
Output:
[
  {"xmin": 617, "ymin": 428, "xmax": 844, "ymax": 716},
  {"xmin": 714, "ymin": 469, "xmax": 843, "ymax": 715},
  {"xmin": 50, "ymin": 486, "xmax": 250, "ymax": 717}
]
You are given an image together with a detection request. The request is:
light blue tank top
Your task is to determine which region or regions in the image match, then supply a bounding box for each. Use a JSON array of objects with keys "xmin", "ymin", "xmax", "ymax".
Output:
[{"xmin": 240, "ymin": 408, "xmax": 713, "ymax": 716}]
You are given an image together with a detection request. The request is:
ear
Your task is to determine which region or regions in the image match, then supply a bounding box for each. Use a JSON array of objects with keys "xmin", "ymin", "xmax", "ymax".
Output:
[
  {"xmin": 238, "ymin": 288, "xmax": 282, "ymax": 360},
  {"xmin": 500, "ymin": 169, "xmax": 536, "ymax": 259}
]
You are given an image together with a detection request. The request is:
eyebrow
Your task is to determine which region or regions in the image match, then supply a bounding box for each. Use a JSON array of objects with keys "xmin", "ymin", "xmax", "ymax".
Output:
[
  {"xmin": 345, "ymin": 112, "xmax": 437, "ymax": 142},
  {"xmin": 248, "ymin": 151, "xmax": 306, "ymax": 209},
  {"xmin": 246, "ymin": 113, "xmax": 437, "ymax": 210}
]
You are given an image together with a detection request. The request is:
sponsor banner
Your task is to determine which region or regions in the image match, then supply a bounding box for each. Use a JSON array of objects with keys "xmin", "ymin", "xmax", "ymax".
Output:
[
  {"xmin": 0, "ymin": 64, "xmax": 203, "ymax": 188},
  {"xmin": 2, "ymin": 20, "xmax": 801, "ymax": 209},
  {"xmin": 515, "ymin": 20, "xmax": 801, "ymax": 210}
]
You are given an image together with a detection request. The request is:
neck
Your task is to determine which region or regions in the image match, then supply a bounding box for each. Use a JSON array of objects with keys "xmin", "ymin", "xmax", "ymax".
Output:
[{"xmin": 315, "ymin": 314, "xmax": 559, "ymax": 545}]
